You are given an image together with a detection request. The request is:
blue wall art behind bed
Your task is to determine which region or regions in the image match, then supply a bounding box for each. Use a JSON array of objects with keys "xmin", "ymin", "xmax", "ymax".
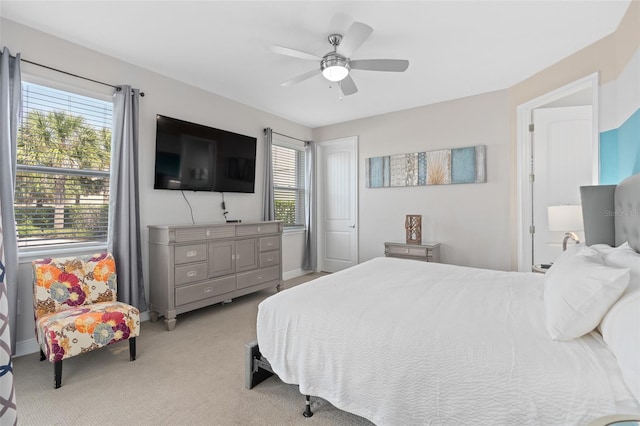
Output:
[{"xmin": 365, "ymin": 145, "xmax": 486, "ymax": 188}]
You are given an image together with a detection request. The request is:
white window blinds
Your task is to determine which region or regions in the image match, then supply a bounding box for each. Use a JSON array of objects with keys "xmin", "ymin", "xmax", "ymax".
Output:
[
  {"xmin": 272, "ymin": 143, "xmax": 305, "ymax": 227},
  {"xmin": 15, "ymin": 81, "xmax": 113, "ymax": 248}
]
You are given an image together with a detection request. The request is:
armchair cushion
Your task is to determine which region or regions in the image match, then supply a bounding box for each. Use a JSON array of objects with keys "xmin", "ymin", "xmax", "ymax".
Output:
[{"xmin": 36, "ymin": 301, "xmax": 140, "ymax": 362}]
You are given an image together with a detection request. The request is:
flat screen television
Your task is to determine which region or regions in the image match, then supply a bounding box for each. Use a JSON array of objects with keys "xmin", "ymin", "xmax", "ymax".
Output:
[{"xmin": 154, "ymin": 115, "xmax": 257, "ymax": 193}]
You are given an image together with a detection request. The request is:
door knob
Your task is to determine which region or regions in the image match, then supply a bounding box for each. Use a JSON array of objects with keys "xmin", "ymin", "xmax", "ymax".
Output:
[{"xmin": 349, "ymin": 224, "xmax": 356, "ymax": 228}]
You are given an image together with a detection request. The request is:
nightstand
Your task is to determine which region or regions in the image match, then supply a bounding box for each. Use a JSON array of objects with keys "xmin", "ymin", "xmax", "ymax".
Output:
[
  {"xmin": 384, "ymin": 242, "xmax": 440, "ymax": 263},
  {"xmin": 532, "ymin": 264, "xmax": 551, "ymax": 274}
]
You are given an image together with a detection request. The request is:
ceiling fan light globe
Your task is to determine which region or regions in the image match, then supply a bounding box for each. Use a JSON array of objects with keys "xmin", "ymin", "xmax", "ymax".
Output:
[{"xmin": 322, "ymin": 65, "xmax": 349, "ymax": 82}]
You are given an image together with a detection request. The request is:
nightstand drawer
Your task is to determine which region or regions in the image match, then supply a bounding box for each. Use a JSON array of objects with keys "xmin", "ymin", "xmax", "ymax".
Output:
[
  {"xmin": 174, "ymin": 244, "xmax": 207, "ymax": 264},
  {"xmin": 174, "ymin": 262, "xmax": 208, "ymax": 285},
  {"xmin": 387, "ymin": 245, "xmax": 428, "ymax": 257},
  {"xmin": 384, "ymin": 242, "xmax": 441, "ymax": 263}
]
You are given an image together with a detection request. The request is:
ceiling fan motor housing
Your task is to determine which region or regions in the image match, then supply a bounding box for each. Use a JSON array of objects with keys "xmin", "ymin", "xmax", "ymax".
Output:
[{"xmin": 321, "ymin": 53, "xmax": 350, "ymax": 72}]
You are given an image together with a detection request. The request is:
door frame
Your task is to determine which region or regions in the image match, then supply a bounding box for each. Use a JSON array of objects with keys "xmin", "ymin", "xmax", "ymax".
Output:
[
  {"xmin": 516, "ymin": 73, "xmax": 599, "ymax": 271},
  {"xmin": 316, "ymin": 136, "xmax": 359, "ymax": 272}
]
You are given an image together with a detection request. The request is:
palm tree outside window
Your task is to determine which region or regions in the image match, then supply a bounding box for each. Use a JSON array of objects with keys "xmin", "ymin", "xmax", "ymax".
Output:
[{"xmin": 15, "ymin": 81, "xmax": 113, "ymax": 249}]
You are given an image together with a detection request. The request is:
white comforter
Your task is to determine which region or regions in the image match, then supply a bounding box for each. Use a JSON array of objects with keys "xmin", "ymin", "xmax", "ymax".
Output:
[{"xmin": 257, "ymin": 257, "xmax": 640, "ymax": 425}]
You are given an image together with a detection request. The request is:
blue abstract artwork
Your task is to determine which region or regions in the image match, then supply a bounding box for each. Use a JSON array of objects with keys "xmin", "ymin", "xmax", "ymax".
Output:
[{"xmin": 365, "ymin": 145, "xmax": 486, "ymax": 188}]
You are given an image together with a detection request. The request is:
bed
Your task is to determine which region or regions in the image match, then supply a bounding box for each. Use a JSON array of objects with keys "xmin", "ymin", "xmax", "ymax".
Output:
[{"xmin": 250, "ymin": 173, "xmax": 640, "ymax": 425}]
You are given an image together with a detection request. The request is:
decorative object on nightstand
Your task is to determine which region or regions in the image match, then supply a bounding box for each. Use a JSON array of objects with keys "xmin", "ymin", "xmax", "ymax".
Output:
[
  {"xmin": 384, "ymin": 241, "xmax": 440, "ymax": 263},
  {"xmin": 405, "ymin": 214, "xmax": 422, "ymax": 244},
  {"xmin": 548, "ymin": 205, "xmax": 584, "ymax": 251}
]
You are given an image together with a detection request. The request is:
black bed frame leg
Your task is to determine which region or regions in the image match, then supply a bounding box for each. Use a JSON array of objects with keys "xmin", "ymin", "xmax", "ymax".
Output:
[{"xmin": 303, "ymin": 395, "xmax": 313, "ymax": 418}]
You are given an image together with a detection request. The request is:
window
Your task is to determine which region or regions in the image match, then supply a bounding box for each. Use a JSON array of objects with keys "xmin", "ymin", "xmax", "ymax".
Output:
[
  {"xmin": 272, "ymin": 142, "xmax": 306, "ymax": 227},
  {"xmin": 15, "ymin": 81, "xmax": 113, "ymax": 249}
]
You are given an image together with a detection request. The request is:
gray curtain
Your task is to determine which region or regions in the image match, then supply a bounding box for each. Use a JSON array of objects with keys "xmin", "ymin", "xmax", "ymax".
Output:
[
  {"xmin": 108, "ymin": 86, "xmax": 147, "ymax": 310},
  {"xmin": 0, "ymin": 47, "xmax": 20, "ymax": 423},
  {"xmin": 302, "ymin": 142, "xmax": 316, "ymax": 271},
  {"xmin": 262, "ymin": 128, "xmax": 275, "ymax": 221}
]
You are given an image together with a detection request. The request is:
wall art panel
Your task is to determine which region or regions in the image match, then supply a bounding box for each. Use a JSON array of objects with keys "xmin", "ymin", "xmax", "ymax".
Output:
[{"xmin": 365, "ymin": 145, "xmax": 486, "ymax": 188}]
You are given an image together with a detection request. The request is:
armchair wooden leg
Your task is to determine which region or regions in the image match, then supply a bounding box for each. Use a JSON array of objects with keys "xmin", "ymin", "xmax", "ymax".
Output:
[
  {"xmin": 129, "ymin": 337, "xmax": 136, "ymax": 361},
  {"xmin": 54, "ymin": 361, "xmax": 62, "ymax": 389},
  {"xmin": 40, "ymin": 349, "xmax": 45, "ymax": 361}
]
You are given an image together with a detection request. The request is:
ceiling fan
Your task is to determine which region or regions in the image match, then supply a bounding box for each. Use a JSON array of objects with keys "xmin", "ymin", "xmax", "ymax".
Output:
[{"xmin": 271, "ymin": 21, "xmax": 409, "ymax": 96}]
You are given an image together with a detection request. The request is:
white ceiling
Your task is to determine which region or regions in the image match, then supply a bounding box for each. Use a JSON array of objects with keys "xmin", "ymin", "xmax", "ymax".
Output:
[{"xmin": 1, "ymin": 1, "xmax": 631, "ymax": 128}]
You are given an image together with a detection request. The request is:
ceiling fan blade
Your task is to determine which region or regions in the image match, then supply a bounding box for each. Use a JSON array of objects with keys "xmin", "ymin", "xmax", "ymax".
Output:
[
  {"xmin": 337, "ymin": 22, "xmax": 373, "ymax": 57},
  {"xmin": 270, "ymin": 45, "xmax": 322, "ymax": 61},
  {"xmin": 281, "ymin": 69, "xmax": 321, "ymax": 87},
  {"xmin": 350, "ymin": 59, "xmax": 409, "ymax": 72},
  {"xmin": 339, "ymin": 75, "xmax": 358, "ymax": 96}
]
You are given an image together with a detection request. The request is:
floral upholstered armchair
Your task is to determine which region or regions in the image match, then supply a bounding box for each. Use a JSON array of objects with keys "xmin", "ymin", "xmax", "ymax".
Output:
[{"xmin": 32, "ymin": 252, "xmax": 140, "ymax": 388}]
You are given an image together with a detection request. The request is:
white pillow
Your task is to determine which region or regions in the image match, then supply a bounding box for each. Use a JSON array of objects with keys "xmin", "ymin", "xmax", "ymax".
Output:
[
  {"xmin": 544, "ymin": 247, "xmax": 630, "ymax": 341},
  {"xmin": 604, "ymin": 241, "xmax": 640, "ymax": 295},
  {"xmin": 589, "ymin": 243, "xmax": 616, "ymax": 258},
  {"xmin": 599, "ymin": 291, "xmax": 640, "ymax": 402},
  {"xmin": 598, "ymin": 242, "xmax": 640, "ymax": 402}
]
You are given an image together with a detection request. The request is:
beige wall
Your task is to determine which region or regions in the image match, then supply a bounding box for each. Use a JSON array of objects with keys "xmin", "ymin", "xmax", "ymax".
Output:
[
  {"xmin": 4, "ymin": 0, "xmax": 639, "ymax": 351},
  {"xmin": 1, "ymin": 18, "xmax": 312, "ymax": 352},
  {"xmin": 313, "ymin": 90, "xmax": 511, "ymax": 270},
  {"xmin": 507, "ymin": 0, "xmax": 640, "ymax": 269}
]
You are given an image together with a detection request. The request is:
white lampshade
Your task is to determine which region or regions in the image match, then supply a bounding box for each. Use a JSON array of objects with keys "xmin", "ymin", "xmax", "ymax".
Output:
[
  {"xmin": 322, "ymin": 65, "xmax": 349, "ymax": 82},
  {"xmin": 547, "ymin": 205, "xmax": 584, "ymax": 232}
]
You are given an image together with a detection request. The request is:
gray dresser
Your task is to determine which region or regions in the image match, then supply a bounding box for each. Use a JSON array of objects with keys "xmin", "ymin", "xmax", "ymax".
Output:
[{"xmin": 148, "ymin": 221, "xmax": 283, "ymax": 330}]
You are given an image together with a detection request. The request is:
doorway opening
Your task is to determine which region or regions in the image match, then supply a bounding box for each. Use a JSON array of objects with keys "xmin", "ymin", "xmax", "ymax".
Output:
[{"xmin": 516, "ymin": 73, "xmax": 599, "ymax": 271}]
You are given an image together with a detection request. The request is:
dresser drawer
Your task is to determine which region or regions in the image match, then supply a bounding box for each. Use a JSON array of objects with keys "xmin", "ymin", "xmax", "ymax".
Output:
[
  {"xmin": 175, "ymin": 276, "xmax": 236, "ymax": 306},
  {"xmin": 259, "ymin": 236, "xmax": 280, "ymax": 252},
  {"xmin": 259, "ymin": 252, "xmax": 280, "ymax": 267},
  {"xmin": 236, "ymin": 266, "xmax": 279, "ymax": 290},
  {"xmin": 174, "ymin": 244, "xmax": 207, "ymax": 264},
  {"xmin": 175, "ymin": 226, "xmax": 234, "ymax": 242},
  {"xmin": 236, "ymin": 223, "xmax": 279, "ymax": 237},
  {"xmin": 174, "ymin": 262, "xmax": 208, "ymax": 286}
]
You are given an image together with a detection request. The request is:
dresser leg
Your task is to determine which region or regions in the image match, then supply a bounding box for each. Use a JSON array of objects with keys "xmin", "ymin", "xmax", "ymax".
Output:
[{"xmin": 164, "ymin": 318, "xmax": 176, "ymax": 331}]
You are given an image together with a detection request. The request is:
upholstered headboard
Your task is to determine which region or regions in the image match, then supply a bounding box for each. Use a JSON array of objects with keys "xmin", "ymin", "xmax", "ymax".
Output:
[{"xmin": 580, "ymin": 173, "xmax": 640, "ymax": 252}]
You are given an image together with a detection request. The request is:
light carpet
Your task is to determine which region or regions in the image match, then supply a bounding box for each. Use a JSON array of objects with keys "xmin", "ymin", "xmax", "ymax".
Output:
[{"xmin": 13, "ymin": 273, "xmax": 373, "ymax": 426}]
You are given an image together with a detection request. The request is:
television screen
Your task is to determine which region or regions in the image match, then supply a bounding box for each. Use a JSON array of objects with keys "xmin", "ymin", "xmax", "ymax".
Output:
[{"xmin": 154, "ymin": 115, "xmax": 257, "ymax": 193}]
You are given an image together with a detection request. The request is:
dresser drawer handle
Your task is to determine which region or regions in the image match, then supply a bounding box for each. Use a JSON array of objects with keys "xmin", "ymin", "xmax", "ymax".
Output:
[
  {"xmin": 187, "ymin": 271, "xmax": 197, "ymax": 277},
  {"xmin": 257, "ymin": 276, "xmax": 263, "ymax": 280},
  {"xmin": 187, "ymin": 250, "xmax": 197, "ymax": 257},
  {"xmin": 204, "ymin": 286, "xmax": 213, "ymax": 293}
]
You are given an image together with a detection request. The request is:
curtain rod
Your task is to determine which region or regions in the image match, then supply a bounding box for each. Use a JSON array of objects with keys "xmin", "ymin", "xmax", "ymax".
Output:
[
  {"xmin": 268, "ymin": 129, "xmax": 311, "ymax": 144},
  {"xmin": 20, "ymin": 58, "xmax": 145, "ymax": 97}
]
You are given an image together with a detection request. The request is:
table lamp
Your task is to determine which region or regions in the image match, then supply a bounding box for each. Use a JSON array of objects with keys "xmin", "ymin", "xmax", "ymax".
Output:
[{"xmin": 547, "ymin": 205, "xmax": 584, "ymax": 251}]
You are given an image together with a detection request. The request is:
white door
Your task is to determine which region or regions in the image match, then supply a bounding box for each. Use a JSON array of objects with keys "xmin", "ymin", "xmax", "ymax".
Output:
[
  {"xmin": 318, "ymin": 136, "xmax": 358, "ymax": 273},
  {"xmin": 531, "ymin": 106, "xmax": 593, "ymax": 266}
]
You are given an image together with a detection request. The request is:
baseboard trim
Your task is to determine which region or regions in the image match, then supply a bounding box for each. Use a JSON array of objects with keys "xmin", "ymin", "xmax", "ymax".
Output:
[
  {"xmin": 283, "ymin": 269, "xmax": 309, "ymax": 280},
  {"xmin": 16, "ymin": 338, "xmax": 39, "ymax": 357},
  {"xmin": 15, "ymin": 310, "xmax": 152, "ymax": 358}
]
